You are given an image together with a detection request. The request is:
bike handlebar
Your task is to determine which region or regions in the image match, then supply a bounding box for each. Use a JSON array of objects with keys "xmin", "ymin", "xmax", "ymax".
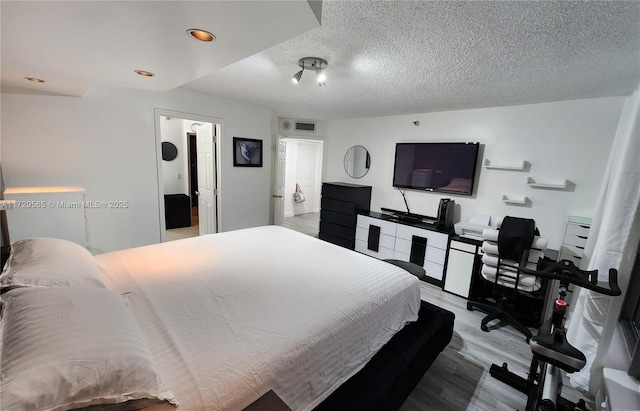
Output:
[{"xmin": 519, "ymin": 251, "xmax": 621, "ymax": 296}]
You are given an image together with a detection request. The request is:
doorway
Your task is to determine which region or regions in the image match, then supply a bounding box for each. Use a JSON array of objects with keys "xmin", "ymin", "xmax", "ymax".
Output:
[
  {"xmin": 187, "ymin": 132, "xmax": 200, "ymax": 226},
  {"xmin": 275, "ymin": 137, "xmax": 323, "ymax": 236},
  {"xmin": 154, "ymin": 109, "xmax": 222, "ymax": 242}
]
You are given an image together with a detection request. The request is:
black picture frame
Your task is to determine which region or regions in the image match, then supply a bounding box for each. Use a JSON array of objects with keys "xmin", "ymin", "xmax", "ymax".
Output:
[{"xmin": 233, "ymin": 137, "xmax": 263, "ymax": 167}]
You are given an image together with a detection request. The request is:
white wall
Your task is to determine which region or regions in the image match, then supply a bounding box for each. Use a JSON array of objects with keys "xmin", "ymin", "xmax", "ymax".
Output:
[
  {"xmin": 1, "ymin": 86, "xmax": 273, "ymax": 252},
  {"xmin": 160, "ymin": 117, "xmax": 189, "ymax": 196},
  {"xmin": 325, "ymin": 97, "xmax": 626, "ymax": 250}
]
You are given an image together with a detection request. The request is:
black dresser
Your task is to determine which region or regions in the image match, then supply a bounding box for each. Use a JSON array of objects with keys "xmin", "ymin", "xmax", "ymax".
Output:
[{"xmin": 319, "ymin": 182, "xmax": 372, "ymax": 249}]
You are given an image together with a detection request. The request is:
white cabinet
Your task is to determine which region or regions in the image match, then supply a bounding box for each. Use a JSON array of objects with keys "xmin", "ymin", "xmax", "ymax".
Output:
[
  {"xmin": 443, "ymin": 240, "xmax": 479, "ymax": 298},
  {"xmin": 355, "ymin": 214, "xmax": 449, "ymax": 283},
  {"xmin": 559, "ymin": 216, "xmax": 591, "ymax": 267}
]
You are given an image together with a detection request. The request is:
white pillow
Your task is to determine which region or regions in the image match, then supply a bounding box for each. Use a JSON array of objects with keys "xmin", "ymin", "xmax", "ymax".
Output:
[
  {"xmin": 0, "ymin": 287, "xmax": 178, "ymax": 411},
  {"xmin": 0, "ymin": 237, "xmax": 104, "ymax": 289}
]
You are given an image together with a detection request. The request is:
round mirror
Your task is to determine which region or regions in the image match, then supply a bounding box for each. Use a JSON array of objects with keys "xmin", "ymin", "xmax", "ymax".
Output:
[
  {"xmin": 344, "ymin": 145, "xmax": 371, "ymax": 179},
  {"xmin": 162, "ymin": 141, "xmax": 178, "ymax": 161}
]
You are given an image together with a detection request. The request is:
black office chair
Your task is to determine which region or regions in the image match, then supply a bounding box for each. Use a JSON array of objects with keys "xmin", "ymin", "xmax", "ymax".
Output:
[{"xmin": 467, "ymin": 216, "xmax": 547, "ymax": 341}]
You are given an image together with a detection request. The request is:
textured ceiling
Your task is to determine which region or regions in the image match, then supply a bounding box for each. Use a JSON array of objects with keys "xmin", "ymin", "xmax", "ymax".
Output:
[
  {"xmin": 2, "ymin": 1, "xmax": 639, "ymax": 121},
  {"xmin": 184, "ymin": 0, "xmax": 640, "ymax": 120}
]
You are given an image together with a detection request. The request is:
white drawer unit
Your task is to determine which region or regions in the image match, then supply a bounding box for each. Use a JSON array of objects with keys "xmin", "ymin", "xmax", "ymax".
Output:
[
  {"xmin": 355, "ymin": 213, "xmax": 449, "ymax": 284},
  {"xmin": 559, "ymin": 216, "xmax": 591, "ymax": 268},
  {"xmin": 542, "ymin": 216, "xmax": 592, "ymax": 321}
]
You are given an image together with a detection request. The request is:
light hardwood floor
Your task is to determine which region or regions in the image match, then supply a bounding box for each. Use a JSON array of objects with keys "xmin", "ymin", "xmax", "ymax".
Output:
[
  {"xmin": 282, "ymin": 212, "xmax": 320, "ymax": 237},
  {"xmin": 404, "ymin": 280, "xmax": 587, "ymax": 410},
  {"xmin": 165, "ymin": 207, "xmax": 199, "ymax": 241}
]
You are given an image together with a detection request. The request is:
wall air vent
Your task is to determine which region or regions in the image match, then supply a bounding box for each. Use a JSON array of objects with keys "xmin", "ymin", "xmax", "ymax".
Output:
[{"xmin": 295, "ymin": 122, "xmax": 316, "ymax": 132}]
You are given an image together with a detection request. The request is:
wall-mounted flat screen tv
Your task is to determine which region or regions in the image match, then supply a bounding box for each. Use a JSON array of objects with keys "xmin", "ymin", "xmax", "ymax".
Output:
[{"xmin": 392, "ymin": 142, "xmax": 480, "ymax": 196}]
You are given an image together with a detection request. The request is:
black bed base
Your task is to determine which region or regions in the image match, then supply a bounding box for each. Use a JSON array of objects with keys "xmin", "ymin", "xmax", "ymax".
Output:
[{"xmin": 315, "ymin": 300, "xmax": 455, "ymax": 411}]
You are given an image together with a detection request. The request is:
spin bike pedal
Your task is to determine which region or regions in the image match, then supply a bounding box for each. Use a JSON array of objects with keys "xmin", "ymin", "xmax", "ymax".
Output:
[{"xmin": 530, "ymin": 329, "xmax": 586, "ymax": 374}]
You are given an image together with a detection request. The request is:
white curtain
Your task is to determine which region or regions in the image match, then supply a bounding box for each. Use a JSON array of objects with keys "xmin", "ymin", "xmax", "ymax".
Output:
[{"xmin": 567, "ymin": 87, "xmax": 640, "ymax": 394}]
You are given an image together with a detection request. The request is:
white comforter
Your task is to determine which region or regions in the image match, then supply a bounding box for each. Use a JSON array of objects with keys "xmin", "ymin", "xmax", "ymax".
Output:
[{"xmin": 96, "ymin": 226, "xmax": 420, "ymax": 411}]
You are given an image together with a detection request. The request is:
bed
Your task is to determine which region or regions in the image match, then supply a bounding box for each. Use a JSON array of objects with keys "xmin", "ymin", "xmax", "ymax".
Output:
[{"xmin": 0, "ymin": 225, "xmax": 454, "ymax": 411}]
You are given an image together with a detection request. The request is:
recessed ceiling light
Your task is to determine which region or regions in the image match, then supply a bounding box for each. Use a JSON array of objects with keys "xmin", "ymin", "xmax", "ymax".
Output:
[
  {"xmin": 25, "ymin": 77, "xmax": 45, "ymax": 83},
  {"xmin": 134, "ymin": 70, "xmax": 155, "ymax": 77},
  {"xmin": 187, "ymin": 29, "xmax": 216, "ymax": 42}
]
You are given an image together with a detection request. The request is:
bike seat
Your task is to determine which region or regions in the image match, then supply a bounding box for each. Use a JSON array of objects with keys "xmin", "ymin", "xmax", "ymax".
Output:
[{"xmin": 530, "ymin": 330, "xmax": 586, "ymax": 373}]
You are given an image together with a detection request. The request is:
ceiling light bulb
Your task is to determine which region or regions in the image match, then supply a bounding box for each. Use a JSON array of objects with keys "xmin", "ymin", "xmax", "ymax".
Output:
[
  {"xmin": 316, "ymin": 70, "xmax": 326, "ymax": 83},
  {"xmin": 187, "ymin": 29, "xmax": 216, "ymax": 42},
  {"xmin": 292, "ymin": 70, "xmax": 303, "ymax": 84},
  {"xmin": 25, "ymin": 77, "xmax": 45, "ymax": 83},
  {"xmin": 134, "ymin": 70, "xmax": 155, "ymax": 77}
]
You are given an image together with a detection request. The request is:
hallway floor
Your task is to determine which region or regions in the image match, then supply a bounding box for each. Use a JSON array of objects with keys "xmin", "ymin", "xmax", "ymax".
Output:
[{"xmin": 282, "ymin": 212, "xmax": 319, "ymax": 237}]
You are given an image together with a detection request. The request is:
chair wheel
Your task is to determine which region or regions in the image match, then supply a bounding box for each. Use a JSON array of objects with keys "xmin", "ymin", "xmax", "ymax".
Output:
[
  {"xmin": 481, "ymin": 324, "xmax": 489, "ymax": 332},
  {"xmin": 467, "ymin": 303, "xmax": 474, "ymax": 311}
]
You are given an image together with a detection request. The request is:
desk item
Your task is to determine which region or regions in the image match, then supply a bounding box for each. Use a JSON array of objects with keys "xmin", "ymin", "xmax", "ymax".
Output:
[
  {"xmin": 436, "ymin": 198, "xmax": 455, "ymax": 229},
  {"xmin": 454, "ymin": 213, "xmax": 491, "ymax": 239},
  {"xmin": 469, "ymin": 213, "xmax": 491, "ymax": 226}
]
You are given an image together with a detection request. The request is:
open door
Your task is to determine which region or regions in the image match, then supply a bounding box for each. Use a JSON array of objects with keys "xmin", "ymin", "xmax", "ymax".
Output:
[
  {"xmin": 273, "ymin": 138, "xmax": 286, "ymax": 225},
  {"xmin": 195, "ymin": 123, "xmax": 217, "ymax": 235}
]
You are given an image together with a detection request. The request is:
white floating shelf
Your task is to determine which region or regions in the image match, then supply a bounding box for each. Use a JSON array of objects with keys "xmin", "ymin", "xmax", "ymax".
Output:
[
  {"xmin": 483, "ymin": 159, "xmax": 528, "ymax": 170},
  {"xmin": 502, "ymin": 195, "xmax": 529, "ymax": 205},
  {"xmin": 526, "ymin": 177, "xmax": 570, "ymax": 190}
]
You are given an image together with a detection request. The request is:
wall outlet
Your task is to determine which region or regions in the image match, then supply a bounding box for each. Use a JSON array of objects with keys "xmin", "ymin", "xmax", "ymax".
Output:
[{"xmin": 177, "ymin": 172, "xmax": 182, "ymax": 180}]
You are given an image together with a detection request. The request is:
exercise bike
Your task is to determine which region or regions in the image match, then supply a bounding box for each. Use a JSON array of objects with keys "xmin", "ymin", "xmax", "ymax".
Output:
[{"xmin": 488, "ymin": 253, "xmax": 621, "ymax": 411}]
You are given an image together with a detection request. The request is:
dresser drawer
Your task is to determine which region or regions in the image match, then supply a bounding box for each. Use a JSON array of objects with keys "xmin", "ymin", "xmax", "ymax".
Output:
[
  {"xmin": 321, "ymin": 197, "xmax": 355, "ymax": 215},
  {"xmin": 394, "ymin": 238, "xmax": 447, "ymax": 264},
  {"xmin": 561, "ymin": 244, "xmax": 586, "ymax": 259},
  {"xmin": 563, "ymin": 233, "xmax": 588, "ymax": 248},
  {"xmin": 356, "ymin": 226, "xmax": 396, "ymax": 250},
  {"xmin": 559, "ymin": 251, "xmax": 583, "ymax": 267},
  {"xmin": 356, "ymin": 240, "xmax": 395, "ymax": 259},
  {"xmin": 320, "ymin": 221, "xmax": 353, "ymax": 240},
  {"xmin": 357, "ymin": 214, "xmax": 397, "ymax": 236},
  {"xmin": 566, "ymin": 223, "xmax": 590, "ymax": 237},
  {"xmin": 319, "ymin": 232, "xmax": 354, "ymax": 249},
  {"xmin": 322, "ymin": 184, "xmax": 362, "ymax": 202},
  {"xmin": 395, "ymin": 224, "xmax": 448, "ymax": 249},
  {"xmin": 321, "ymin": 209, "xmax": 355, "ymax": 228}
]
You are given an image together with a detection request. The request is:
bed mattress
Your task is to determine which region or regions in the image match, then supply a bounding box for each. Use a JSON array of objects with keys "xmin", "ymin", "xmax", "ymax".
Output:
[{"xmin": 96, "ymin": 226, "xmax": 420, "ymax": 410}]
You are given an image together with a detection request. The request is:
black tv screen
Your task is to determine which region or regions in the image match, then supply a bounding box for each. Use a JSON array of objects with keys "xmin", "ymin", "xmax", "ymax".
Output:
[{"xmin": 392, "ymin": 142, "xmax": 480, "ymax": 196}]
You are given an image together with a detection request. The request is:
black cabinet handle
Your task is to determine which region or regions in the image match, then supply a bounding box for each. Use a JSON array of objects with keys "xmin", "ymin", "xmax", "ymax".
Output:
[{"xmin": 368, "ymin": 225, "xmax": 381, "ymax": 252}]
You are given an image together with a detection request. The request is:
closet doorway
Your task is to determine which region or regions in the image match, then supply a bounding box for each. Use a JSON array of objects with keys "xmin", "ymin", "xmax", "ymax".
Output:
[
  {"xmin": 154, "ymin": 109, "xmax": 222, "ymax": 242},
  {"xmin": 275, "ymin": 137, "xmax": 323, "ymax": 236}
]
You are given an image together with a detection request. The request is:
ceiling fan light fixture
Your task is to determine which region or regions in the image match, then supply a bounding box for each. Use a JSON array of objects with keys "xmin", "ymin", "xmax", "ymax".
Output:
[
  {"xmin": 134, "ymin": 70, "xmax": 155, "ymax": 77},
  {"xmin": 187, "ymin": 29, "xmax": 216, "ymax": 42},
  {"xmin": 292, "ymin": 69, "xmax": 303, "ymax": 84},
  {"xmin": 292, "ymin": 57, "xmax": 327, "ymax": 86}
]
